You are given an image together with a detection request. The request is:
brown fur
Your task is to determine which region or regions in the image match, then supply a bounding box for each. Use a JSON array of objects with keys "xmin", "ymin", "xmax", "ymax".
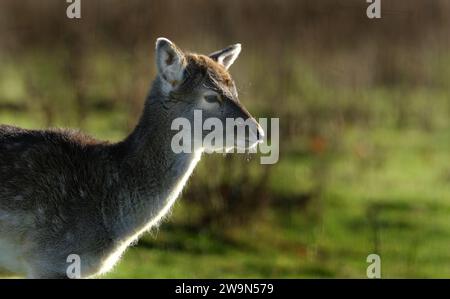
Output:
[{"xmin": 186, "ymin": 54, "xmax": 233, "ymax": 87}]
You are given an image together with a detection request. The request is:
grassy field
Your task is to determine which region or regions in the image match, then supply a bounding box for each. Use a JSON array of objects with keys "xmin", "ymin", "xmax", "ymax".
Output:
[
  {"xmin": 99, "ymin": 127, "xmax": 449, "ymax": 278},
  {"xmin": 0, "ymin": 58, "xmax": 449, "ymax": 279}
]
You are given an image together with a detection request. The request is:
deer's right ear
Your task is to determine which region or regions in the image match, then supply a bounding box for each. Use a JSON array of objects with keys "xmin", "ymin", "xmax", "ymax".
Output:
[
  {"xmin": 209, "ymin": 43, "xmax": 241, "ymax": 70},
  {"xmin": 155, "ymin": 38, "xmax": 186, "ymax": 90}
]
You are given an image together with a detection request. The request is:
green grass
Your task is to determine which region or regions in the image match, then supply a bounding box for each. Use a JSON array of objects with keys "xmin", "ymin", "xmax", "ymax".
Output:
[
  {"xmin": 1, "ymin": 108, "xmax": 449, "ymax": 279},
  {"xmin": 1, "ymin": 51, "xmax": 449, "ymax": 278},
  {"xmin": 100, "ymin": 127, "xmax": 450, "ymax": 278}
]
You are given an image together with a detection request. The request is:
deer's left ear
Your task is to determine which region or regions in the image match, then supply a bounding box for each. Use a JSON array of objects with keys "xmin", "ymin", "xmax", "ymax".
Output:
[
  {"xmin": 155, "ymin": 37, "xmax": 186, "ymax": 89},
  {"xmin": 209, "ymin": 43, "xmax": 241, "ymax": 70}
]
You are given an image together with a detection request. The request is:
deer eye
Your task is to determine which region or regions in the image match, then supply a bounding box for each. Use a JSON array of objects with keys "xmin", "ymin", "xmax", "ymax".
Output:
[{"xmin": 204, "ymin": 94, "xmax": 222, "ymax": 104}]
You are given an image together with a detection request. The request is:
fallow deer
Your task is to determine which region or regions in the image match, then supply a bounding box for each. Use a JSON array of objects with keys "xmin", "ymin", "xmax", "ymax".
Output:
[{"xmin": 0, "ymin": 38, "xmax": 263, "ymax": 278}]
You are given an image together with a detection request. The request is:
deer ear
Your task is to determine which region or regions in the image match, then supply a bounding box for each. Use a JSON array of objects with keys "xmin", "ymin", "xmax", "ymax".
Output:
[
  {"xmin": 155, "ymin": 38, "xmax": 186, "ymax": 89},
  {"xmin": 209, "ymin": 43, "xmax": 241, "ymax": 70}
]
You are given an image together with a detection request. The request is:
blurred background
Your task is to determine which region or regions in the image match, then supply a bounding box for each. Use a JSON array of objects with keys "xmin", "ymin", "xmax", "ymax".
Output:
[{"xmin": 0, "ymin": 0, "xmax": 449, "ymax": 278}]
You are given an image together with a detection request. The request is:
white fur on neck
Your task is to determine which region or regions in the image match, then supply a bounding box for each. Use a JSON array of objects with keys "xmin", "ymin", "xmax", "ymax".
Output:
[
  {"xmin": 149, "ymin": 149, "xmax": 203, "ymax": 228},
  {"xmin": 97, "ymin": 150, "xmax": 203, "ymax": 276}
]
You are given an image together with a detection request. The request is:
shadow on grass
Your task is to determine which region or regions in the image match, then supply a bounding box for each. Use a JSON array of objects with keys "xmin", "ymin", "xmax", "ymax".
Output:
[{"xmin": 136, "ymin": 223, "xmax": 256, "ymax": 255}]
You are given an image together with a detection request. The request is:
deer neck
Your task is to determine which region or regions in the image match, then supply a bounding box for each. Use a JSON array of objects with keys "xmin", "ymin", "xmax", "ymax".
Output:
[{"xmin": 107, "ymin": 83, "xmax": 202, "ymax": 241}]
